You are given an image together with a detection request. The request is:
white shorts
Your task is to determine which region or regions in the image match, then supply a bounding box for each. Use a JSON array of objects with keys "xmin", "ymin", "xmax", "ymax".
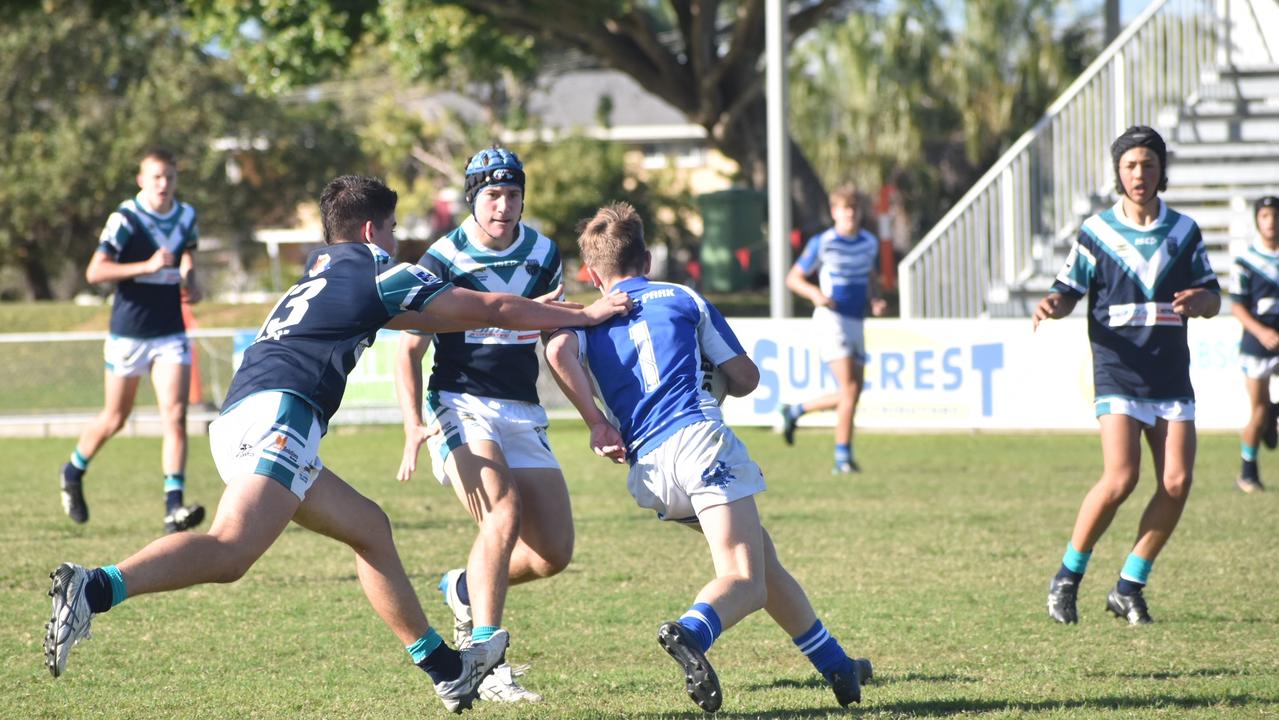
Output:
[
  {"xmin": 812, "ymin": 307, "xmax": 868, "ymax": 364},
  {"xmin": 425, "ymin": 391, "xmax": 559, "ymax": 486},
  {"xmin": 104, "ymin": 333, "xmax": 191, "ymax": 377},
  {"xmin": 627, "ymin": 420, "xmax": 766, "ymax": 523},
  {"xmin": 1094, "ymin": 396, "xmax": 1195, "ymax": 426},
  {"xmin": 1240, "ymin": 353, "xmax": 1279, "ymax": 380},
  {"xmin": 209, "ymin": 391, "xmax": 324, "ymax": 501}
]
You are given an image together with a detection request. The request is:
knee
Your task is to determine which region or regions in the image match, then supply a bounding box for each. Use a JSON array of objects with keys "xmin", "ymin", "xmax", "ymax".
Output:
[
  {"xmin": 1097, "ymin": 471, "xmax": 1139, "ymax": 504},
  {"xmin": 207, "ymin": 541, "xmax": 260, "ymax": 584},
  {"xmin": 348, "ymin": 505, "xmax": 395, "ymax": 555},
  {"xmin": 742, "ymin": 575, "xmax": 768, "ymax": 613},
  {"xmin": 1161, "ymin": 471, "xmax": 1193, "ymax": 501},
  {"xmin": 532, "ymin": 537, "xmax": 574, "ymax": 578},
  {"xmin": 98, "ymin": 411, "xmax": 130, "ymax": 436}
]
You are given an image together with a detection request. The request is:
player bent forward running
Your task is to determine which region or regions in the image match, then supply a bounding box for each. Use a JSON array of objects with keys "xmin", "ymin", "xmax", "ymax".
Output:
[
  {"xmin": 43, "ymin": 175, "xmax": 630, "ymax": 713},
  {"xmin": 545, "ymin": 201, "xmax": 872, "ymax": 713}
]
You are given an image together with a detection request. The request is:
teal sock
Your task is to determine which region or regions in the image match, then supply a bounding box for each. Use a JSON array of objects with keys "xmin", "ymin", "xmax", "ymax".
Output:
[
  {"xmin": 1061, "ymin": 542, "xmax": 1092, "ymax": 575},
  {"xmin": 471, "ymin": 625, "xmax": 499, "ymax": 643},
  {"xmin": 103, "ymin": 565, "xmax": 128, "ymax": 607},
  {"xmin": 406, "ymin": 627, "xmax": 444, "ymax": 664},
  {"xmin": 164, "ymin": 474, "xmax": 185, "ymax": 512},
  {"xmin": 1119, "ymin": 553, "xmax": 1153, "ymax": 586},
  {"xmin": 1242, "ymin": 443, "xmax": 1259, "ymax": 462},
  {"xmin": 70, "ymin": 449, "xmax": 90, "ymax": 471}
]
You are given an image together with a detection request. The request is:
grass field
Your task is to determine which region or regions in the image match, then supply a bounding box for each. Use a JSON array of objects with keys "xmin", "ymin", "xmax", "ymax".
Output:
[{"xmin": 2, "ymin": 426, "xmax": 1277, "ymax": 719}]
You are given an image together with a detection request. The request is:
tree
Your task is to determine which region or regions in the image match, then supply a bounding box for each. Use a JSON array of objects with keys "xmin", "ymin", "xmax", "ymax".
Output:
[
  {"xmin": 0, "ymin": 2, "xmax": 364, "ymax": 299},
  {"xmin": 184, "ymin": 0, "xmax": 857, "ymax": 235}
]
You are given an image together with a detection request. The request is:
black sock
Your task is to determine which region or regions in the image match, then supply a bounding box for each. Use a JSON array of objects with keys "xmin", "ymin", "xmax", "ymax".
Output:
[
  {"xmin": 1115, "ymin": 578, "xmax": 1144, "ymax": 595},
  {"xmin": 1055, "ymin": 565, "xmax": 1083, "ymax": 583},
  {"xmin": 84, "ymin": 568, "xmax": 114, "ymax": 614},
  {"xmin": 417, "ymin": 643, "xmax": 463, "ymax": 684},
  {"xmin": 1242, "ymin": 459, "xmax": 1259, "ymax": 480},
  {"xmin": 61, "ymin": 464, "xmax": 84, "ymax": 487},
  {"xmin": 165, "ymin": 490, "xmax": 184, "ymax": 513}
]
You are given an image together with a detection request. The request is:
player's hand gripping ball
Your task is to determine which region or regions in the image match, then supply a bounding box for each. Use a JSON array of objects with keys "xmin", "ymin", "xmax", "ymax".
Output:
[{"xmin": 701, "ymin": 358, "xmax": 728, "ymax": 404}]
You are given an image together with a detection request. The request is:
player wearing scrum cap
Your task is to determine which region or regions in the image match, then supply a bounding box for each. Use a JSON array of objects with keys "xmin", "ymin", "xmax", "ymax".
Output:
[{"xmin": 1033, "ymin": 126, "xmax": 1221, "ymax": 626}]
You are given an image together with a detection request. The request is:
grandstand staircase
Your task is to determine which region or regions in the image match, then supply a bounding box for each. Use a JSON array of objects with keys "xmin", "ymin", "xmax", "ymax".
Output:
[{"xmin": 898, "ymin": 0, "xmax": 1279, "ymax": 318}]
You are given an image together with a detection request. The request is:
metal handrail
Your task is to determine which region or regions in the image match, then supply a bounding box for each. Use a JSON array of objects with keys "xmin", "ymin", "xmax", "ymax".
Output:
[{"xmin": 898, "ymin": 0, "xmax": 1219, "ymax": 317}]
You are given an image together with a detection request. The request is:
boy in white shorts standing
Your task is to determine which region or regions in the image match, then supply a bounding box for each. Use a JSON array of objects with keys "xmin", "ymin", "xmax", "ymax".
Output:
[
  {"xmin": 545, "ymin": 202, "xmax": 871, "ymax": 713},
  {"xmin": 778, "ymin": 184, "xmax": 886, "ymax": 473},
  {"xmin": 60, "ymin": 148, "xmax": 205, "ymax": 534},
  {"xmin": 395, "ymin": 146, "xmax": 569, "ymax": 702},
  {"xmin": 42, "ymin": 175, "xmax": 631, "ymax": 713},
  {"xmin": 1035, "ymin": 126, "xmax": 1220, "ymax": 626},
  {"xmin": 1229, "ymin": 195, "xmax": 1279, "ymax": 493}
]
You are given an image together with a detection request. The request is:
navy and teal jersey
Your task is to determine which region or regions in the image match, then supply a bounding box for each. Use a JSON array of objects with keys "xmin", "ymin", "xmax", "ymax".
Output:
[
  {"xmin": 792, "ymin": 227, "xmax": 879, "ymax": 318},
  {"xmin": 416, "ymin": 218, "xmax": 563, "ymax": 403},
  {"xmin": 96, "ymin": 195, "xmax": 199, "ymax": 338},
  {"xmin": 574, "ymin": 277, "xmax": 746, "ymax": 463},
  {"xmin": 222, "ymin": 242, "xmax": 451, "ymax": 431},
  {"xmin": 1051, "ymin": 199, "xmax": 1219, "ymax": 402},
  {"xmin": 1229, "ymin": 240, "xmax": 1279, "ymax": 358}
]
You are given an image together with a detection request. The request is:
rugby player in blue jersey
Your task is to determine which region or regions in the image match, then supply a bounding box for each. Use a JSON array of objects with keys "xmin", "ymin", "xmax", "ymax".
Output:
[
  {"xmin": 60, "ymin": 149, "xmax": 206, "ymax": 534},
  {"xmin": 43, "ymin": 175, "xmax": 630, "ymax": 713},
  {"xmin": 1228, "ymin": 195, "xmax": 1279, "ymax": 494},
  {"xmin": 778, "ymin": 184, "xmax": 887, "ymax": 473},
  {"xmin": 545, "ymin": 202, "xmax": 871, "ymax": 713},
  {"xmin": 1034, "ymin": 126, "xmax": 1221, "ymax": 625},
  {"xmin": 394, "ymin": 147, "xmax": 567, "ymax": 702}
]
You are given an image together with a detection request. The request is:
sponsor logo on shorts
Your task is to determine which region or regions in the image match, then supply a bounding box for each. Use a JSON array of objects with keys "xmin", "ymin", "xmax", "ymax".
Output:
[
  {"xmin": 235, "ymin": 443, "xmax": 254, "ymax": 459},
  {"xmin": 702, "ymin": 461, "xmax": 735, "ymax": 488}
]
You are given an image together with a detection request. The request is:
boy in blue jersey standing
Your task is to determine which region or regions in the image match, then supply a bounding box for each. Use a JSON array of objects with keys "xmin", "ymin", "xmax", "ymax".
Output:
[
  {"xmin": 546, "ymin": 202, "xmax": 871, "ymax": 713},
  {"xmin": 59, "ymin": 148, "xmax": 206, "ymax": 534},
  {"xmin": 395, "ymin": 146, "xmax": 568, "ymax": 702},
  {"xmin": 779, "ymin": 184, "xmax": 887, "ymax": 473},
  {"xmin": 1228, "ymin": 195, "xmax": 1279, "ymax": 494},
  {"xmin": 1034, "ymin": 126, "xmax": 1221, "ymax": 625},
  {"xmin": 43, "ymin": 175, "xmax": 631, "ymax": 713}
]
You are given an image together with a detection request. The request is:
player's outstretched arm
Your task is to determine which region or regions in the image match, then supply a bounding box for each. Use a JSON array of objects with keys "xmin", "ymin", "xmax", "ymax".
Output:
[
  {"xmin": 719, "ymin": 354, "xmax": 760, "ymax": 398},
  {"xmin": 1031, "ymin": 292, "xmax": 1077, "ymax": 331},
  {"xmin": 545, "ymin": 331, "xmax": 625, "ymax": 463},
  {"xmin": 388, "ymin": 286, "xmax": 630, "ymax": 335}
]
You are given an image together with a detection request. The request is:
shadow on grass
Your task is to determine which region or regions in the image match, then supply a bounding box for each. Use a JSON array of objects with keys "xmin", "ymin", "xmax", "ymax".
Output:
[{"xmin": 630, "ymin": 693, "xmax": 1274, "ymax": 719}]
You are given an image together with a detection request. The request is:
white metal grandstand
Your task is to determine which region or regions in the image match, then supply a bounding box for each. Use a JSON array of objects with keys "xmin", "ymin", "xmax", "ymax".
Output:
[{"xmin": 899, "ymin": 0, "xmax": 1279, "ymax": 318}]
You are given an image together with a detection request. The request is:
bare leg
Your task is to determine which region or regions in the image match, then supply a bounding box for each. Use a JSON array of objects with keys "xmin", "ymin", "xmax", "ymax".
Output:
[
  {"xmin": 445, "ymin": 441, "xmax": 520, "ymax": 628},
  {"xmin": 827, "ymin": 357, "xmax": 862, "ymax": 449},
  {"xmin": 150, "ymin": 361, "xmax": 191, "ymax": 477},
  {"xmin": 115, "ymin": 474, "xmax": 298, "ymax": 595},
  {"xmin": 689, "ymin": 497, "xmax": 767, "ymax": 630},
  {"xmin": 759, "ymin": 529, "xmax": 818, "ymax": 637},
  {"xmin": 75, "ymin": 372, "xmax": 141, "ymax": 459},
  {"xmin": 507, "ymin": 468, "xmax": 574, "ymax": 583},
  {"xmin": 1069, "ymin": 414, "xmax": 1143, "ymax": 552},
  {"xmin": 1131, "ymin": 420, "xmax": 1194, "ymax": 562},
  {"xmin": 1241, "ymin": 377, "xmax": 1270, "ymax": 449},
  {"xmin": 294, "ymin": 467, "xmax": 430, "ymax": 644}
]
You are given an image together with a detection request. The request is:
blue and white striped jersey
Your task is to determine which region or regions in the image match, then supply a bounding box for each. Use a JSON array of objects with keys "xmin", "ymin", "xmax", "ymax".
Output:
[
  {"xmin": 1052, "ymin": 199, "xmax": 1219, "ymax": 402},
  {"xmin": 222, "ymin": 242, "xmax": 451, "ymax": 431},
  {"xmin": 417, "ymin": 217, "xmax": 563, "ymax": 403},
  {"xmin": 1229, "ymin": 240, "xmax": 1279, "ymax": 358},
  {"xmin": 793, "ymin": 227, "xmax": 880, "ymax": 318},
  {"xmin": 574, "ymin": 277, "xmax": 746, "ymax": 463},
  {"xmin": 97, "ymin": 195, "xmax": 199, "ymax": 338}
]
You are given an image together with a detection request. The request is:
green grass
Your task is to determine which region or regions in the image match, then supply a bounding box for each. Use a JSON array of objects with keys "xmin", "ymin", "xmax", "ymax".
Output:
[{"xmin": 2, "ymin": 427, "xmax": 1277, "ymax": 719}]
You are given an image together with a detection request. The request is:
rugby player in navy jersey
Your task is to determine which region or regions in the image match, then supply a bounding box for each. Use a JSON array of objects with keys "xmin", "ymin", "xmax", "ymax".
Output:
[
  {"xmin": 59, "ymin": 148, "xmax": 206, "ymax": 534},
  {"xmin": 778, "ymin": 184, "xmax": 887, "ymax": 473},
  {"xmin": 1034, "ymin": 126, "xmax": 1220, "ymax": 626},
  {"xmin": 43, "ymin": 175, "xmax": 629, "ymax": 713},
  {"xmin": 394, "ymin": 147, "xmax": 564, "ymax": 702},
  {"xmin": 545, "ymin": 202, "xmax": 871, "ymax": 713},
  {"xmin": 1228, "ymin": 195, "xmax": 1279, "ymax": 494}
]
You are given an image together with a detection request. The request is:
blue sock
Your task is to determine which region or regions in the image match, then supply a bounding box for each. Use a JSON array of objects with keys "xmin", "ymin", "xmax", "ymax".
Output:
[
  {"xmin": 1117, "ymin": 553, "xmax": 1152, "ymax": 594},
  {"xmin": 471, "ymin": 625, "xmax": 499, "ymax": 644},
  {"xmin": 675, "ymin": 602, "xmax": 722, "ymax": 653},
  {"xmin": 1057, "ymin": 541, "xmax": 1091, "ymax": 582},
  {"xmin": 70, "ymin": 449, "xmax": 90, "ymax": 471},
  {"xmin": 85, "ymin": 566, "xmax": 127, "ymax": 614},
  {"xmin": 835, "ymin": 444, "xmax": 852, "ymax": 464},
  {"xmin": 793, "ymin": 620, "xmax": 853, "ymax": 678},
  {"xmin": 164, "ymin": 474, "xmax": 185, "ymax": 512},
  {"xmin": 409, "ymin": 628, "xmax": 462, "ymax": 684}
]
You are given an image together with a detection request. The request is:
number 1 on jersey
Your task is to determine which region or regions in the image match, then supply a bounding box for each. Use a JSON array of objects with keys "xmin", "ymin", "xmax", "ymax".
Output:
[{"xmin": 629, "ymin": 319, "xmax": 662, "ymax": 392}]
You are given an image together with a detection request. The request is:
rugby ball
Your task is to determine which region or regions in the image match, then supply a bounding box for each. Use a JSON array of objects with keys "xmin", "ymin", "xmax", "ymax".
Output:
[{"xmin": 700, "ymin": 358, "xmax": 728, "ymax": 404}]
